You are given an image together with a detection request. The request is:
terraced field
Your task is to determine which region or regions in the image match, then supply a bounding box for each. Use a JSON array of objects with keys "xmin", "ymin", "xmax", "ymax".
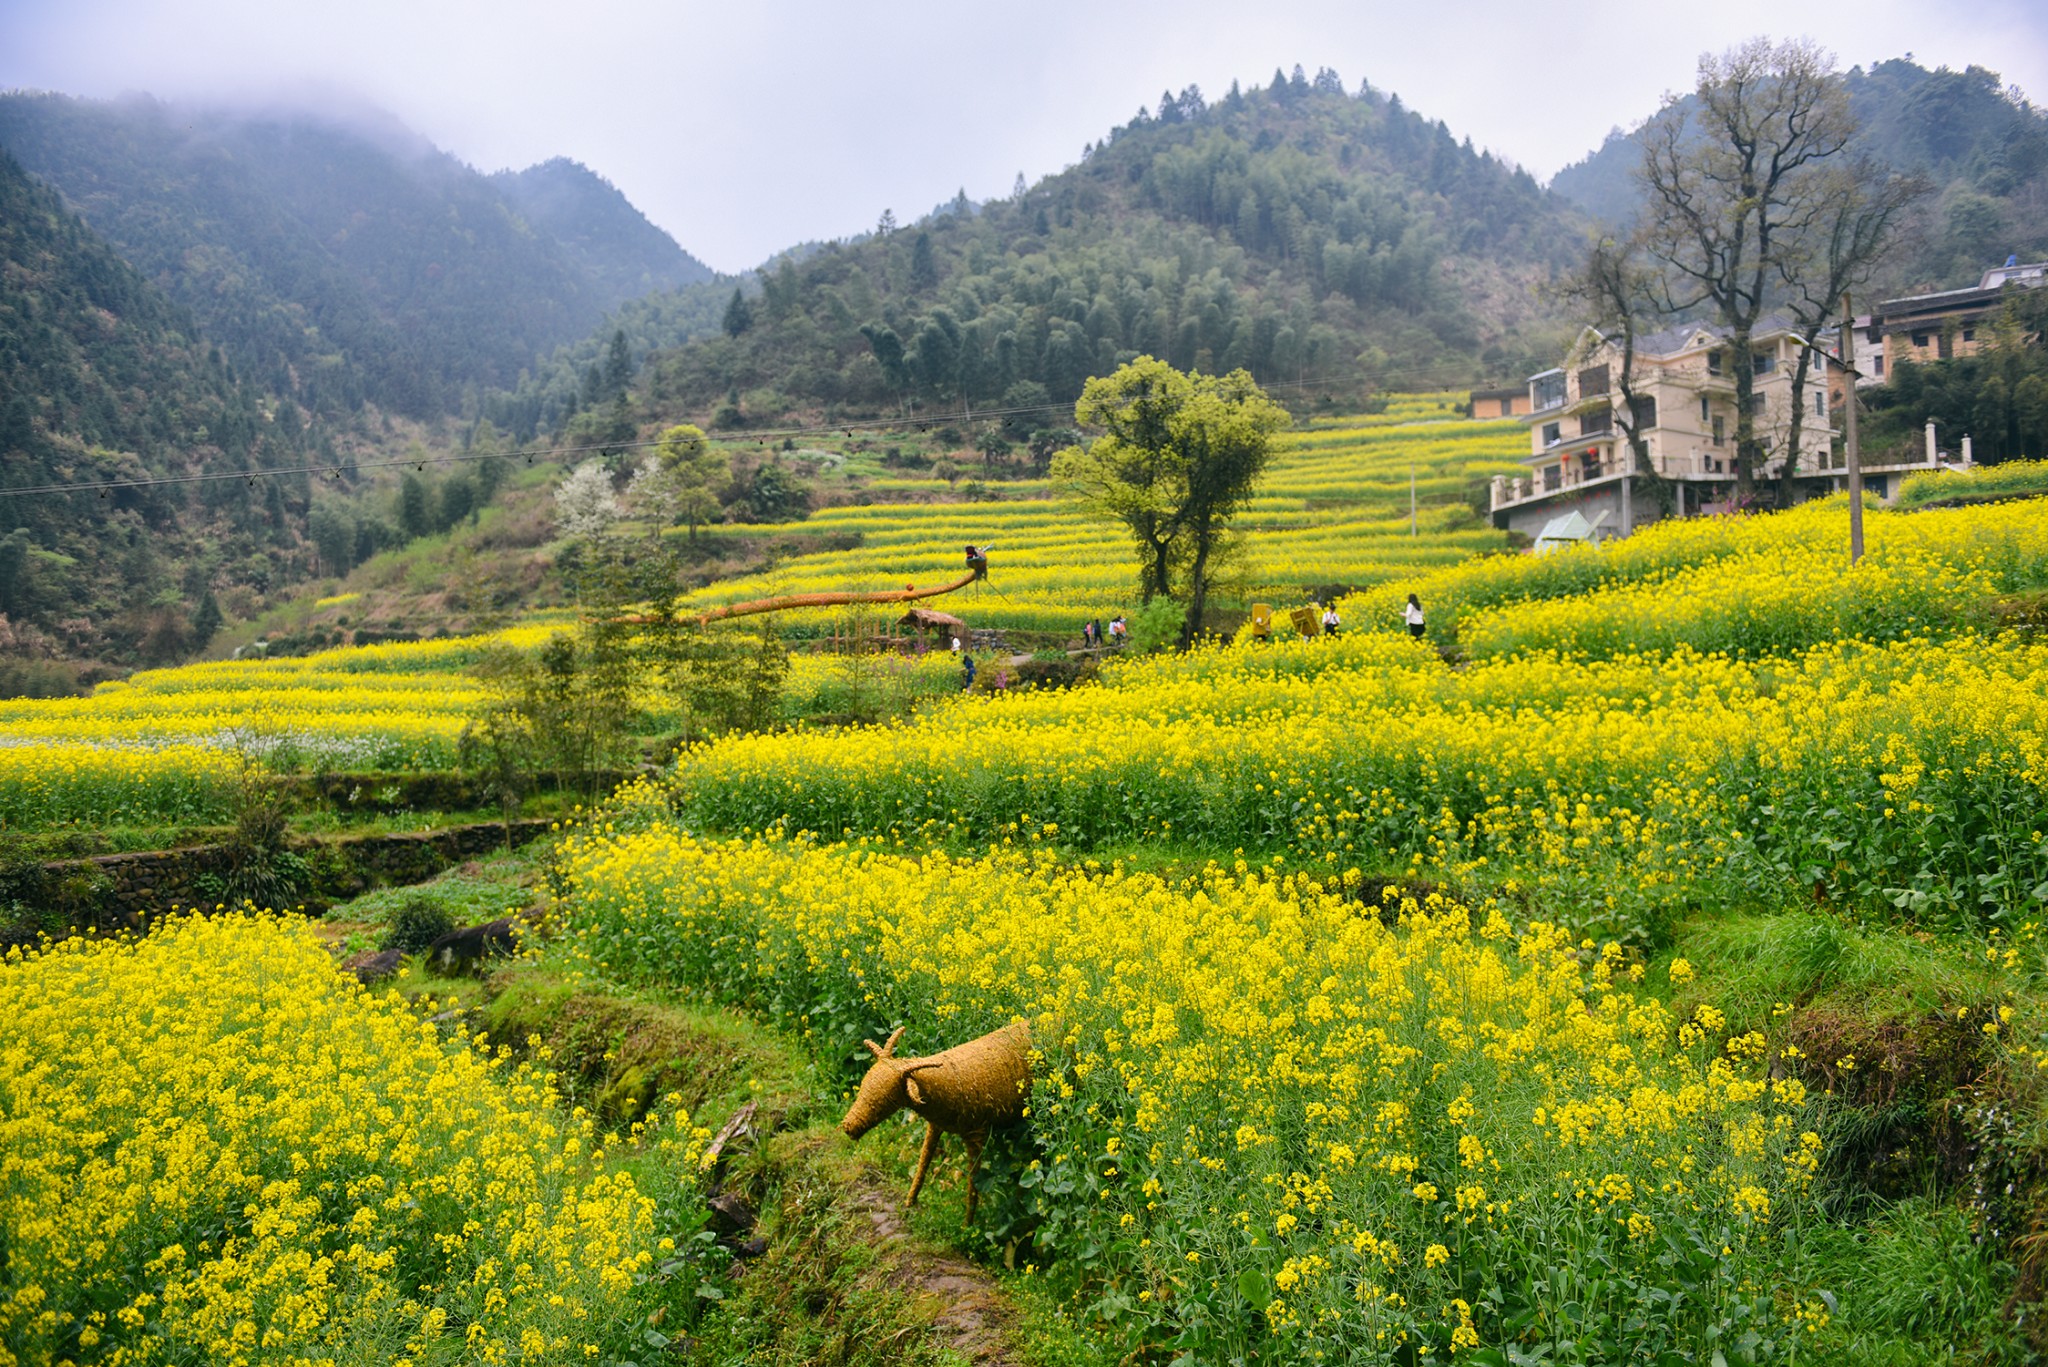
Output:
[{"xmin": 674, "ymin": 395, "xmax": 1526, "ymax": 635}]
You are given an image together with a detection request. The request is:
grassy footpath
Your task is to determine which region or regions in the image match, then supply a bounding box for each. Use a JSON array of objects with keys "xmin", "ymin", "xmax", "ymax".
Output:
[{"xmin": 430, "ymin": 955, "xmax": 1093, "ymax": 1367}]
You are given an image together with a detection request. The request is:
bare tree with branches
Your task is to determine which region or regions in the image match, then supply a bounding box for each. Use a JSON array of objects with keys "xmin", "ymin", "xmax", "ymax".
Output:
[
  {"xmin": 1766, "ymin": 157, "xmax": 1930, "ymax": 506},
  {"xmin": 1554, "ymin": 234, "xmax": 1673, "ymax": 520},
  {"xmin": 1639, "ymin": 38, "xmax": 1855, "ymax": 499}
]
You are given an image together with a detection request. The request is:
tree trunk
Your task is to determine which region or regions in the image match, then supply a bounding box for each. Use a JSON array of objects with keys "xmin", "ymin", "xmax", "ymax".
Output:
[
  {"xmin": 1731, "ymin": 328, "xmax": 1759, "ymax": 501},
  {"xmin": 1776, "ymin": 342, "xmax": 1817, "ymax": 510},
  {"xmin": 1179, "ymin": 535, "xmax": 1213, "ymax": 650},
  {"xmin": 1143, "ymin": 536, "xmax": 1173, "ymax": 606}
]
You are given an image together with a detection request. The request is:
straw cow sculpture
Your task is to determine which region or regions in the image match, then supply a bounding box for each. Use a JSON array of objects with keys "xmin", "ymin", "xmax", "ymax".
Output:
[{"xmin": 839, "ymin": 1022, "xmax": 1032, "ymax": 1224}]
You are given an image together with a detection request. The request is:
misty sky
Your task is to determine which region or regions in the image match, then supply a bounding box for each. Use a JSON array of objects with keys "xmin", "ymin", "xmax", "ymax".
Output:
[{"xmin": 4, "ymin": 0, "xmax": 2045, "ymax": 274}]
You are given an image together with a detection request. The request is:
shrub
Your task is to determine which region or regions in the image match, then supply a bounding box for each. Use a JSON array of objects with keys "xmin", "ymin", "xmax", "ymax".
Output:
[{"xmin": 383, "ymin": 895, "xmax": 456, "ymax": 955}]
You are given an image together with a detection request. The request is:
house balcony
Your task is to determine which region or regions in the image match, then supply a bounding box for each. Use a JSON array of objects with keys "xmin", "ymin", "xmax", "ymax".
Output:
[{"xmin": 1491, "ymin": 446, "xmax": 1635, "ymax": 513}]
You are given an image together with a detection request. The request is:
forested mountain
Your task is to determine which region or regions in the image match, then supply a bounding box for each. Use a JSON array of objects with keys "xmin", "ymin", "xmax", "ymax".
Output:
[
  {"xmin": 572, "ymin": 67, "xmax": 1589, "ymax": 434},
  {"xmin": 491, "ymin": 157, "xmax": 713, "ymax": 304},
  {"xmin": 1550, "ymin": 59, "xmax": 2048, "ymax": 291},
  {"xmin": 0, "ymin": 93, "xmax": 702, "ymax": 420},
  {"xmin": 0, "ymin": 149, "xmax": 326, "ymax": 671}
]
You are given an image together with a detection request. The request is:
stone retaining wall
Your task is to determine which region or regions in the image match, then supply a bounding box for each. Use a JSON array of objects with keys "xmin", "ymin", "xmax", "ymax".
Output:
[
  {"xmin": 37, "ymin": 819, "xmax": 555, "ymax": 937},
  {"xmin": 274, "ymin": 772, "xmax": 630, "ymax": 815}
]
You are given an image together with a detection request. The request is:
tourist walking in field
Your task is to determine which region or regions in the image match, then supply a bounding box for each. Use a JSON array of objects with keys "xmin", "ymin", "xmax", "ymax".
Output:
[
  {"xmin": 1404, "ymin": 594, "xmax": 1426, "ymax": 638},
  {"xmin": 1321, "ymin": 604, "xmax": 1341, "ymax": 637},
  {"xmin": 961, "ymin": 652, "xmax": 977, "ymax": 690}
]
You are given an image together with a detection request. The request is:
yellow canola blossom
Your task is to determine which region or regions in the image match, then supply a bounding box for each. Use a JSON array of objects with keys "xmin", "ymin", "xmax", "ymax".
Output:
[
  {"xmin": 670, "ymin": 412, "xmax": 1524, "ymax": 634},
  {"xmin": 662, "ymin": 631, "xmax": 2048, "ymax": 935},
  {"xmin": 557, "ymin": 828, "xmax": 1823, "ymax": 1360},
  {"xmin": 0, "ymin": 741, "xmax": 248, "ymax": 827},
  {"xmin": 0, "ymin": 915, "xmax": 707, "ymax": 1366},
  {"xmin": 1345, "ymin": 496, "xmax": 2048, "ymax": 657}
]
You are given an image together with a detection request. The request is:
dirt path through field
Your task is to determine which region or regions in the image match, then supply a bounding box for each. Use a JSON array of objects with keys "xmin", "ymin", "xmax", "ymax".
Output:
[{"xmin": 843, "ymin": 1178, "xmax": 1021, "ymax": 1366}]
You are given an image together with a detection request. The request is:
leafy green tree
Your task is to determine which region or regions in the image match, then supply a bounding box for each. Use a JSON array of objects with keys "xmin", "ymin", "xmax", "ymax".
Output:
[
  {"xmin": 909, "ymin": 232, "xmax": 939, "ymax": 292},
  {"xmin": 975, "ymin": 426, "xmax": 1013, "ymax": 473},
  {"xmin": 601, "ymin": 329, "xmax": 632, "ymax": 401},
  {"xmin": 723, "ymin": 287, "xmax": 754, "ymax": 337},
  {"xmin": 730, "ymin": 459, "xmax": 811, "ymax": 523},
  {"xmin": 1052, "ymin": 356, "xmax": 1288, "ymax": 648},
  {"xmin": 191, "ymin": 589, "xmax": 223, "ymax": 648},
  {"xmin": 397, "ymin": 473, "xmax": 432, "ymax": 540},
  {"xmin": 0, "ymin": 530, "xmax": 34, "ymax": 617},
  {"xmin": 649, "ymin": 423, "xmax": 726, "ymax": 541},
  {"xmin": 437, "ymin": 473, "xmax": 477, "ymax": 530},
  {"xmin": 309, "ymin": 504, "xmax": 354, "ymax": 576}
]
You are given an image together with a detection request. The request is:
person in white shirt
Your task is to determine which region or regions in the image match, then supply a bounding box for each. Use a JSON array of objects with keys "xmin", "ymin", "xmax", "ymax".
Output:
[
  {"xmin": 1403, "ymin": 594, "xmax": 1425, "ymax": 638},
  {"xmin": 1320, "ymin": 604, "xmax": 1340, "ymax": 637}
]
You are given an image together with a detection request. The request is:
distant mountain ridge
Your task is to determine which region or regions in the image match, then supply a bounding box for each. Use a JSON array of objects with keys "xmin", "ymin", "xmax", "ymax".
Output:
[
  {"xmin": 571, "ymin": 67, "xmax": 1594, "ymax": 440},
  {"xmin": 0, "ymin": 147, "xmax": 318, "ymax": 666},
  {"xmin": 0, "ymin": 92, "xmax": 707, "ymax": 419},
  {"xmin": 491, "ymin": 157, "xmax": 713, "ymax": 304},
  {"xmin": 1548, "ymin": 58, "xmax": 2048, "ymax": 293}
]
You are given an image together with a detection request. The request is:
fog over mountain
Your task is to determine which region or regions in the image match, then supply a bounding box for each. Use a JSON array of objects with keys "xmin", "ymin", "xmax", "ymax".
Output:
[{"xmin": 3, "ymin": 0, "xmax": 2041, "ymax": 271}]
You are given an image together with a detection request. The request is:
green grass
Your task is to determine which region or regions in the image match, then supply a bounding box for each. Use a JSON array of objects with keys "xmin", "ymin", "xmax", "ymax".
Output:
[
  {"xmin": 1800, "ymin": 1198, "xmax": 2029, "ymax": 1365},
  {"xmin": 1664, "ymin": 910, "xmax": 2007, "ymax": 1033},
  {"xmin": 1897, "ymin": 458, "xmax": 2048, "ymax": 510},
  {"xmin": 323, "ymin": 845, "xmax": 542, "ymax": 931}
]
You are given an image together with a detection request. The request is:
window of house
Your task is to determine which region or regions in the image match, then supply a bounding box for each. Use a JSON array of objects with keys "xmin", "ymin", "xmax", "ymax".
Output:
[
  {"xmin": 1699, "ymin": 397, "xmax": 1711, "ymax": 422},
  {"xmin": 1580, "ymin": 408, "xmax": 1612, "ymax": 437},
  {"xmin": 1531, "ymin": 372, "xmax": 1567, "ymax": 410},
  {"xmin": 1753, "ymin": 354, "xmax": 1777, "ymax": 375},
  {"xmin": 1631, "ymin": 395, "xmax": 1658, "ymax": 428},
  {"xmin": 1873, "ymin": 354, "xmax": 1885, "ymax": 376},
  {"xmin": 1708, "ymin": 351, "xmax": 1724, "ymax": 376},
  {"xmin": 1912, "ymin": 331, "xmax": 1929, "ymax": 347},
  {"xmin": 1712, "ymin": 416, "xmax": 1726, "ymax": 447},
  {"xmin": 1814, "ymin": 392, "xmax": 1825, "ymax": 415},
  {"xmin": 1963, "ymin": 327, "xmax": 1976, "ymax": 343},
  {"xmin": 1577, "ymin": 364, "xmax": 1610, "ymax": 398},
  {"xmin": 1541, "ymin": 421, "xmax": 1561, "ymax": 446},
  {"xmin": 1543, "ymin": 463, "xmax": 1561, "ymax": 491}
]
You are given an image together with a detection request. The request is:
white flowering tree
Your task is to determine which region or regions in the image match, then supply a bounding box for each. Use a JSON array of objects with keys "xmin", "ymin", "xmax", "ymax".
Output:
[{"xmin": 553, "ymin": 460, "xmax": 622, "ymax": 541}]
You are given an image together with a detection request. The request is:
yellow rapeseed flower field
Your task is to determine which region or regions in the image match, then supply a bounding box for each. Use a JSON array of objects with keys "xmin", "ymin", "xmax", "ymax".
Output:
[
  {"xmin": 658, "ymin": 628, "xmax": 2048, "ymax": 939},
  {"xmin": 0, "ymin": 914, "xmax": 713, "ymax": 1366},
  {"xmin": 670, "ymin": 407, "xmax": 1523, "ymax": 635},
  {"xmin": 1343, "ymin": 497, "xmax": 2048, "ymax": 656},
  {"xmin": 556, "ymin": 821, "xmax": 1826, "ymax": 1362}
]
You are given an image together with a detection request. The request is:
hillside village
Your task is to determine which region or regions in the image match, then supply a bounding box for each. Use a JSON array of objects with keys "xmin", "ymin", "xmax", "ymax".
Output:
[{"xmin": 1490, "ymin": 259, "xmax": 2045, "ymax": 545}]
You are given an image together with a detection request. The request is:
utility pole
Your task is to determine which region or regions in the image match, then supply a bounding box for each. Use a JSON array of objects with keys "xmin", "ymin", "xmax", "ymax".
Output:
[{"xmin": 1840, "ymin": 294, "xmax": 1864, "ymax": 563}]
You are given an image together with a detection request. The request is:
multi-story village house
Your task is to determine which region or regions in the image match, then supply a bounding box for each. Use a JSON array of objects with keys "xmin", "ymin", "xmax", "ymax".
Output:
[
  {"xmin": 1489, "ymin": 321, "xmax": 1957, "ymax": 543},
  {"xmin": 1855, "ymin": 259, "xmax": 2046, "ymax": 385}
]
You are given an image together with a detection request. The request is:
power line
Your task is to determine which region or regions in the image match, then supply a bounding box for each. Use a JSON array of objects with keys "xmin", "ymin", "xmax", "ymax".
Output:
[{"xmin": 0, "ymin": 356, "xmax": 1506, "ymax": 501}]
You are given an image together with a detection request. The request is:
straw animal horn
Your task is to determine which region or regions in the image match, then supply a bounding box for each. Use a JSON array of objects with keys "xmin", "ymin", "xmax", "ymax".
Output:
[{"xmin": 863, "ymin": 1026, "xmax": 907, "ymax": 1059}]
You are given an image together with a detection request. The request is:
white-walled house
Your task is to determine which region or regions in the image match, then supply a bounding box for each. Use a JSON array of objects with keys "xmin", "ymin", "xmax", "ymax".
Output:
[{"xmin": 1489, "ymin": 322, "xmax": 1950, "ymax": 541}]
